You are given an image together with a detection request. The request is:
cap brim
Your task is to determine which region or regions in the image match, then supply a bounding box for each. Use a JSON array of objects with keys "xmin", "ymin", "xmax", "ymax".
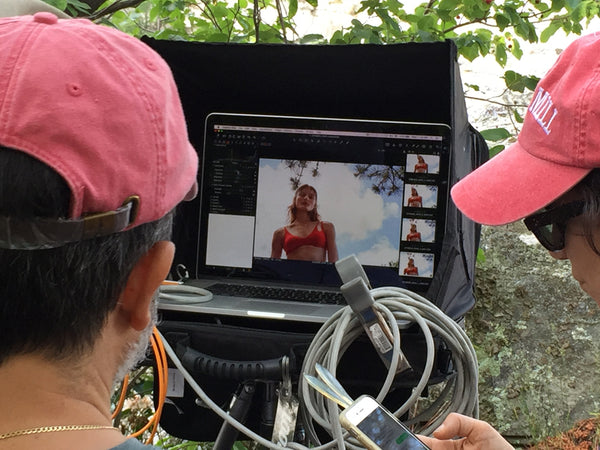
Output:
[{"xmin": 451, "ymin": 139, "xmax": 591, "ymax": 225}]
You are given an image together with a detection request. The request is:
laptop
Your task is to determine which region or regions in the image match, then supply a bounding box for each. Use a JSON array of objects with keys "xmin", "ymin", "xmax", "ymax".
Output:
[{"xmin": 158, "ymin": 113, "xmax": 452, "ymax": 323}]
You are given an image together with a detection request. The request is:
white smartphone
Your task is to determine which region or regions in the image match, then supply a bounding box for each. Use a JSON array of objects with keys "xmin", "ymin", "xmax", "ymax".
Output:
[{"xmin": 339, "ymin": 395, "xmax": 430, "ymax": 450}]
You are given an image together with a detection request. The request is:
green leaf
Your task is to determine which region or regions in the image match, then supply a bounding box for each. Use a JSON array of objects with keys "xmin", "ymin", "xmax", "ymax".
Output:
[
  {"xmin": 305, "ymin": 0, "xmax": 318, "ymax": 7},
  {"xmin": 480, "ymin": 127, "xmax": 512, "ymax": 141},
  {"xmin": 149, "ymin": 3, "xmax": 161, "ymax": 22},
  {"xmin": 43, "ymin": 0, "xmax": 67, "ymax": 9},
  {"xmin": 494, "ymin": 12, "xmax": 510, "ymax": 31},
  {"xmin": 524, "ymin": 75, "xmax": 540, "ymax": 91},
  {"xmin": 494, "ymin": 42, "xmax": 507, "ymax": 66},
  {"xmin": 66, "ymin": 0, "xmax": 90, "ymax": 10},
  {"xmin": 504, "ymin": 70, "xmax": 539, "ymax": 92},
  {"xmin": 459, "ymin": 43, "xmax": 480, "ymax": 61},
  {"xmin": 351, "ymin": 18, "xmax": 364, "ymax": 29},
  {"xmin": 489, "ymin": 144, "xmax": 506, "ymax": 157},
  {"xmin": 510, "ymin": 38, "xmax": 523, "ymax": 59},
  {"xmin": 376, "ymin": 8, "xmax": 401, "ymax": 33},
  {"xmin": 289, "ymin": 0, "xmax": 298, "ymax": 17},
  {"xmin": 299, "ymin": 33, "xmax": 325, "ymax": 43},
  {"xmin": 330, "ymin": 29, "xmax": 348, "ymax": 44},
  {"xmin": 206, "ymin": 32, "xmax": 230, "ymax": 42},
  {"xmin": 477, "ymin": 248, "xmax": 486, "ymax": 264},
  {"xmin": 438, "ymin": 0, "xmax": 458, "ymax": 11},
  {"xmin": 514, "ymin": 109, "xmax": 524, "ymax": 123},
  {"xmin": 503, "ymin": 69, "xmax": 522, "ymax": 91}
]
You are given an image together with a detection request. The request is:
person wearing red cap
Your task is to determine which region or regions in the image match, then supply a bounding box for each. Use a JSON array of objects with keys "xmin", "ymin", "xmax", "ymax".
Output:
[
  {"xmin": 420, "ymin": 32, "xmax": 600, "ymax": 449},
  {"xmin": 0, "ymin": 12, "xmax": 197, "ymax": 450}
]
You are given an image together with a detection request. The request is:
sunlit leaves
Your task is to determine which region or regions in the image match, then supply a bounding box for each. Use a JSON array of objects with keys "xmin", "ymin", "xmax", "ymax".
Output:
[
  {"xmin": 480, "ymin": 128, "xmax": 511, "ymax": 141},
  {"xmin": 74, "ymin": 0, "xmax": 600, "ymax": 67},
  {"xmin": 503, "ymin": 70, "xmax": 540, "ymax": 92}
]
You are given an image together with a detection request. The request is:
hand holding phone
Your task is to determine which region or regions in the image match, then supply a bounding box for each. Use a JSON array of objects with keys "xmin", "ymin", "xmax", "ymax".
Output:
[{"xmin": 339, "ymin": 395, "xmax": 430, "ymax": 450}]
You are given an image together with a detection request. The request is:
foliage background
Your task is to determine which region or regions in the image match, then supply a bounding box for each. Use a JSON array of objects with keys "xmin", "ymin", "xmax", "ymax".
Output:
[{"xmin": 43, "ymin": 0, "xmax": 600, "ymax": 152}]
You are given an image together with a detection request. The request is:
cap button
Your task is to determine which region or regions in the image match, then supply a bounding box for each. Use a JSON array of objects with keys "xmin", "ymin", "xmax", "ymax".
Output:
[{"xmin": 33, "ymin": 12, "xmax": 59, "ymax": 25}]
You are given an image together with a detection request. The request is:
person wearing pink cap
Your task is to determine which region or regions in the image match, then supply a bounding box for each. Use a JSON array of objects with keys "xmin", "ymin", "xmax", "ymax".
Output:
[
  {"xmin": 0, "ymin": 11, "xmax": 197, "ymax": 450},
  {"xmin": 420, "ymin": 32, "xmax": 600, "ymax": 449}
]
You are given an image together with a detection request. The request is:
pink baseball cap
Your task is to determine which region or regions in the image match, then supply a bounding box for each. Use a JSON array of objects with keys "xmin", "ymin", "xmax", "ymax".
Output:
[
  {"xmin": 451, "ymin": 32, "xmax": 600, "ymax": 226},
  {"xmin": 0, "ymin": 13, "xmax": 198, "ymax": 248}
]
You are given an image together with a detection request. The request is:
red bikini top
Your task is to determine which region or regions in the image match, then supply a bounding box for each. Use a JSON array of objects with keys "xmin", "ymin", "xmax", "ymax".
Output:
[{"xmin": 283, "ymin": 223, "xmax": 327, "ymax": 254}]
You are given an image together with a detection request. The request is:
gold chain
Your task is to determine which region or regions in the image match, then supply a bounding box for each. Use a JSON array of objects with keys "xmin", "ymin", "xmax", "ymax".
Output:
[{"xmin": 0, "ymin": 424, "xmax": 119, "ymax": 441}]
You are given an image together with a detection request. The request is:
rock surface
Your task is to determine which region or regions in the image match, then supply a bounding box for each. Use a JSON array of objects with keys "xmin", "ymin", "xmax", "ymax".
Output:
[{"xmin": 469, "ymin": 222, "xmax": 600, "ymax": 444}]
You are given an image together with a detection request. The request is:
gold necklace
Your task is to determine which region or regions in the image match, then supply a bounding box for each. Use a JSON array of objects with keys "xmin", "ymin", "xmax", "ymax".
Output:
[{"xmin": 0, "ymin": 424, "xmax": 119, "ymax": 441}]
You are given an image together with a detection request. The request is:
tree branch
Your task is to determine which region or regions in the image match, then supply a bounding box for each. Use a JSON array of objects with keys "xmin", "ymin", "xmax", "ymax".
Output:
[
  {"xmin": 197, "ymin": 0, "xmax": 223, "ymax": 32},
  {"xmin": 275, "ymin": 0, "xmax": 288, "ymax": 43},
  {"xmin": 465, "ymin": 94, "xmax": 528, "ymax": 108},
  {"xmin": 254, "ymin": 0, "xmax": 261, "ymax": 42},
  {"xmin": 86, "ymin": 0, "xmax": 147, "ymax": 20}
]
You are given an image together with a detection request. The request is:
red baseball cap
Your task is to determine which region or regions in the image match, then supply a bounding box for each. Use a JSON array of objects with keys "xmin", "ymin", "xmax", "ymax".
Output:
[
  {"xmin": 451, "ymin": 32, "xmax": 600, "ymax": 225},
  {"xmin": 0, "ymin": 13, "xmax": 198, "ymax": 248}
]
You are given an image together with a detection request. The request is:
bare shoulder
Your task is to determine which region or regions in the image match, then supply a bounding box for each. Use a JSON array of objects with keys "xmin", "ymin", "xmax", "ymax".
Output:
[
  {"xmin": 322, "ymin": 221, "xmax": 335, "ymax": 232},
  {"xmin": 273, "ymin": 226, "xmax": 286, "ymax": 238}
]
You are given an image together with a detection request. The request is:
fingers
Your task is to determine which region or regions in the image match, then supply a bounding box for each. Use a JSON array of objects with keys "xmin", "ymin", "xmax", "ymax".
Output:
[
  {"xmin": 430, "ymin": 413, "xmax": 514, "ymax": 450},
  {"xmin": 418, "ymin": 434, "xmax": 464, "ymax": 450},
  {"xmin": 433, "ymin": 413, "xmax": 482, "ymax": 440}
]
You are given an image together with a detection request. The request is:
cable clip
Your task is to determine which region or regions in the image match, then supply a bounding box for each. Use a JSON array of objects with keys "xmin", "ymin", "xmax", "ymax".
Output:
[
  {"xmin": 337, "ymin": 255, "xmax": 412, "ymax": 373},
  {"xmin": 272, "ymin": 356, "xmax": 299, "ymax": 446}
]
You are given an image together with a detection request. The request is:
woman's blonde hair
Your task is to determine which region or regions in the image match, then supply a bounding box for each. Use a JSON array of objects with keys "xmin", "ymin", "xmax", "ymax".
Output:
[{"xmin": 288, "ymin": 184, "xmax": 320, "ymax": 223}]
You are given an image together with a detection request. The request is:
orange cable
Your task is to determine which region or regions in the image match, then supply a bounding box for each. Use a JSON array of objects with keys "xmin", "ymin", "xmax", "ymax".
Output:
[
  {"xmin": 146, "ymin": 328, "xmax": 168, "ymax": 443},
  {"xmin": 111, "ymin": 374, "xmax": 130, "ymax": 420},
  {"xmin": 129, "ymin": 327, "xmax": 169, "ymax": 443}
]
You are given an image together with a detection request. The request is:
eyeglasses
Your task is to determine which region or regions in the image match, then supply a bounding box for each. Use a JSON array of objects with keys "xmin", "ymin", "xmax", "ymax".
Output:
[{"xmin": 523, "ymin": 200, "xmax": 585, "ymax": 252}]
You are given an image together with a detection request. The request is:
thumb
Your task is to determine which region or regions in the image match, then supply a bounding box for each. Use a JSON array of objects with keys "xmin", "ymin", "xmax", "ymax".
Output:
[{"xmin": 433, "ymin": 413, "xmax": 472, "ymax": 440}]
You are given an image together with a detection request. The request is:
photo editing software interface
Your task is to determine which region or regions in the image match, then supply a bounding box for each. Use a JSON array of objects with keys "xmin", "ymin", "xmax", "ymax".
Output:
[{"xmin": 197, "ymin": 113, "xmax": 451, "ymax": 293}]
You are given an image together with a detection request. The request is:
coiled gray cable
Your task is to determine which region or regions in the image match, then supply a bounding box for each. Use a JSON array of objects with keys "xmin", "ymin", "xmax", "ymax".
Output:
[{"xmin": 299, "ymin": 285, "xmax": 479, "ymax": 446}]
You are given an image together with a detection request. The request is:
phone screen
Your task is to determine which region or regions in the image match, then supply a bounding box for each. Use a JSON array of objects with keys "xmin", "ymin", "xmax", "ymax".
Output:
[
  {"xmin": 356, "ymin": 405, "xmax": 429, "ymax": 449},
  {"xmin": 340, "ymin": 396, "xmax": 430, "ymax": 450}
]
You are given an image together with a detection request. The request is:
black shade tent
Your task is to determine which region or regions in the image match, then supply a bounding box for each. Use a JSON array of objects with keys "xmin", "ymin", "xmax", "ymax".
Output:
[{"xmin": 144, "ymin": 38, "xmax": 488, "ymax": 442}]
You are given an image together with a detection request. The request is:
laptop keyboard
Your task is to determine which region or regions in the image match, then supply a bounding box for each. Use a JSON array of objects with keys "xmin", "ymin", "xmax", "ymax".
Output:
[{"xmin": 209, "ymin": 283, "xmax": 346, "ymax": 305}]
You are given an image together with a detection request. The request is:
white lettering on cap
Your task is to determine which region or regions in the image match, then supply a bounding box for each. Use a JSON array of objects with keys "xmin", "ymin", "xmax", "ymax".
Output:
[{"xmin": 528, "ymin": 87, "xmax": 558, "ymax": 135}]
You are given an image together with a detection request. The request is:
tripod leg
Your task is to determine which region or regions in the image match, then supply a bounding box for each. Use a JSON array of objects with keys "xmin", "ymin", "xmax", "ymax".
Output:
[
  {"xmin": 260, "ymin": 382, "xmax": 278, "ymax": 438},
  {"xmin": 213, "ymin": 381, "xmax": 256, "ymax": 450}
]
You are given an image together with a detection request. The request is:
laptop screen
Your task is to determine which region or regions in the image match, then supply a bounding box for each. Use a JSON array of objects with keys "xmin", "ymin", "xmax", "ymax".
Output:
[{"xmin": 197, "ymin": 113, "xmax": 451, "ymax": 293}]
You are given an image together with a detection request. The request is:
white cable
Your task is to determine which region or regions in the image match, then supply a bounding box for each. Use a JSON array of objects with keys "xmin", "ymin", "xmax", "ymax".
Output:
[{"xmin": 158, "ymin": 283, "xmax": 213, "ymax": 304}]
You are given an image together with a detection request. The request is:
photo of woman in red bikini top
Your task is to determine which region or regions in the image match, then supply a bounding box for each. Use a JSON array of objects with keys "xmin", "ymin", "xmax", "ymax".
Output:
[
  {"xmin": 407, "ymin": 187, "xmax": 423, "ymax": 208},
  {"xmin": 413, "ymin": 155, "xmax": 429, "ymax": 173},
  {"xmin": 271, "ymin": 184, "xmax": 338, "ymax": 262},
  {"xmin": 403, "ymin": 257, "xmax": 419, "ymax": 276},
  {"xmin": 406, "ymin": 223, "xmax": 422, "ymax": 242}
]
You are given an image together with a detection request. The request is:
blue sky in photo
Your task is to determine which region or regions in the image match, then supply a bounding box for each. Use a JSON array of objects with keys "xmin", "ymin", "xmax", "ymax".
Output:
[{"xmin": 254, "ymin": 159, "xmax": 405, "ymax": 266}]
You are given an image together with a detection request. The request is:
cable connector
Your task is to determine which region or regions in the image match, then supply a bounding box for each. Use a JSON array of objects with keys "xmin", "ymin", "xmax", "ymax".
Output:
[
  {"xmin": 340, "ymin": 277, "xmax": 411, "ymax": 373},
  {"xmin": 335, "ymin": 255, "xmax": 371, "ymax": 289}
]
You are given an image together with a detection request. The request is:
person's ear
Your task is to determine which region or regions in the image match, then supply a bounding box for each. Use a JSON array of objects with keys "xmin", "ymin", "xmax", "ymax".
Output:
[{"xmin": 118, "ymin": 241, "xmax": 175, "ymax": 331}]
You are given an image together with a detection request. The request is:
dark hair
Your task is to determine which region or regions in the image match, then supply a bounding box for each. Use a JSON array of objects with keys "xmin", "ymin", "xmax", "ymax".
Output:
[
  {"xmin": 287, "ymin": 184, "xmax": 320, "ymax": 223},
  {"xmin": 576, "ymin": 168, "xmax": 600, "ymax": 256},
  {"xmin": 0, "ymin": 147, "xmax": 173, "ymax": 365}
]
